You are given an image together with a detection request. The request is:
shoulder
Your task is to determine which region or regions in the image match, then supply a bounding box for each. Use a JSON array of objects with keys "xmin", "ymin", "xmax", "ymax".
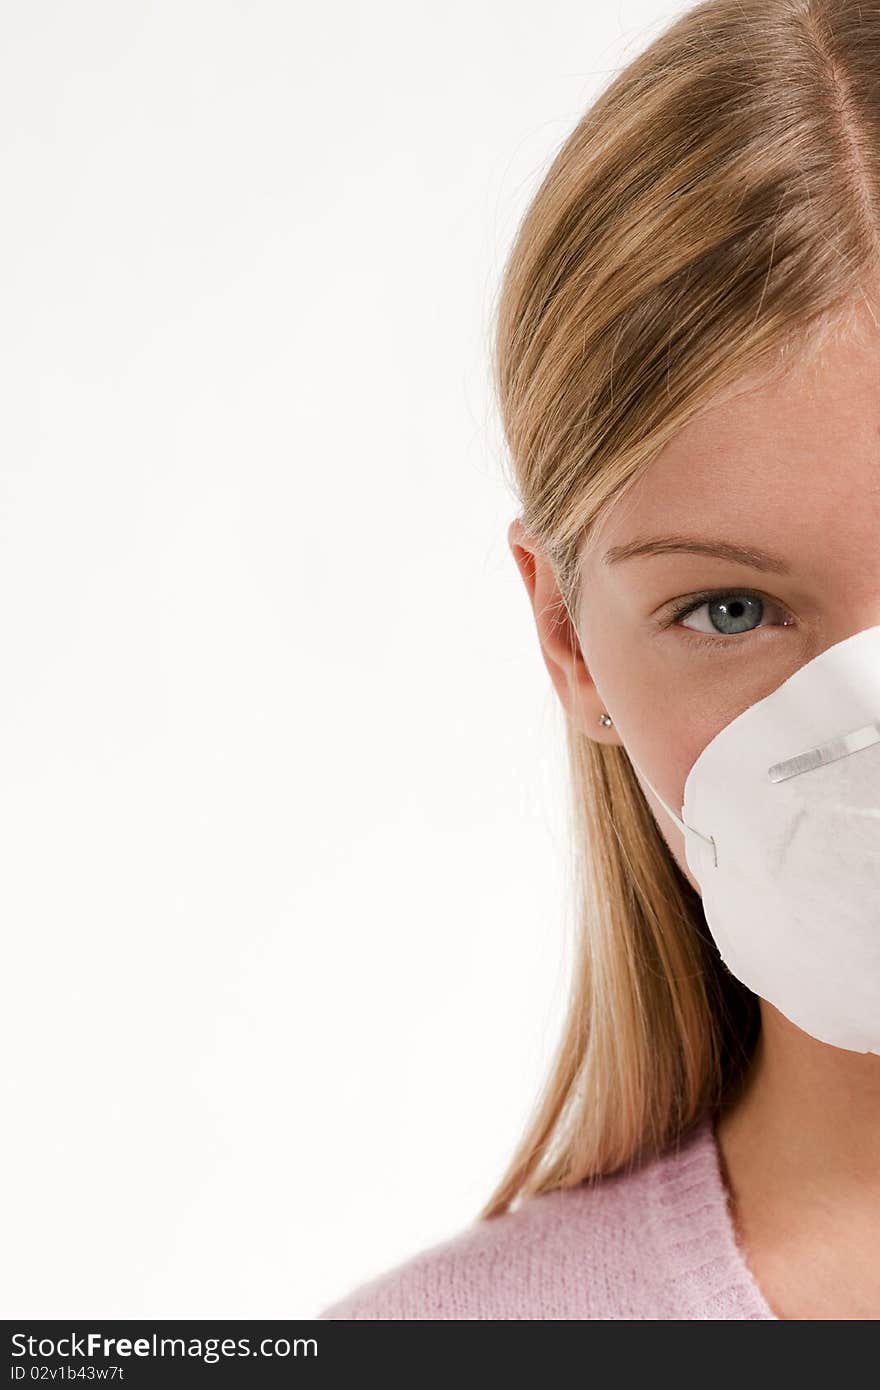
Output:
[{"xmin": 316, "ymin": 1113, "xmax": 751, "ymax": 1320}]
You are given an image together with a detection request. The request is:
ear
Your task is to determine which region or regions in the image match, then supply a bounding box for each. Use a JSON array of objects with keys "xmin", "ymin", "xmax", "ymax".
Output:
[{"xmin": 507, "ymin": 517, "xmax": 619, "ymax": 743}]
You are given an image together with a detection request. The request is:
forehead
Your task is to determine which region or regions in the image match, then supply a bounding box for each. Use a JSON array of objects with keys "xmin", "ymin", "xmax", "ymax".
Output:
[{"xmin": 587, "ymin": 302, "xmax": 880, "ymax": 567}]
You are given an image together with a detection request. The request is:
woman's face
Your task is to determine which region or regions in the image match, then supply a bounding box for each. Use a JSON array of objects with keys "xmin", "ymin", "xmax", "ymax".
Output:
[{"xmin": 510, "ymin": 300, "xmax": 880, "ymax": 891}]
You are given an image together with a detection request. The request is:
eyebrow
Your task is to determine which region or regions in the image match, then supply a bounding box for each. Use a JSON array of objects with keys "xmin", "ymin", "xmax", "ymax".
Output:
[{"xmin": 602, "ymin": 535, "xmax": 791, "ymax": 574}]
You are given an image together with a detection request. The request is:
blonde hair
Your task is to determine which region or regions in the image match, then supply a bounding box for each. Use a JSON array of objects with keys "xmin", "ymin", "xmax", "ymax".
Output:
[{"xmin": 480, "ymin": 0, "xmax": 880, "ymax": 1219}]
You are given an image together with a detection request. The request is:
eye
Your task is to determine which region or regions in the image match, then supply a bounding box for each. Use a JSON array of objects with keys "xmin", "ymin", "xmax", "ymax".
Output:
[{"xmin": 667, "ymin": 589, "xmax": 794, "ymax": 639}]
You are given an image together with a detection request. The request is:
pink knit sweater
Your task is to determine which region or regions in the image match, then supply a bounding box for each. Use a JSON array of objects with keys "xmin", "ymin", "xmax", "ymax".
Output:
[{"xmin": 318, "ymin": 1109, "xmax": 778, "ymax": 1319}]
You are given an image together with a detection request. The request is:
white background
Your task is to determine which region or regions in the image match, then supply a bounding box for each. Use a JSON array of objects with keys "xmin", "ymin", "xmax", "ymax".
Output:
[{"xmin": 1, "ymin": 1, "xmax": 682, "ymax": 1318}]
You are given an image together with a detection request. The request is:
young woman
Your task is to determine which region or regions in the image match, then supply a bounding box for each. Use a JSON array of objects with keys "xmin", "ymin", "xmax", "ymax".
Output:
[{"xmin": 320, "ymin": 0, "xmax": 880, "ymax": 1319}]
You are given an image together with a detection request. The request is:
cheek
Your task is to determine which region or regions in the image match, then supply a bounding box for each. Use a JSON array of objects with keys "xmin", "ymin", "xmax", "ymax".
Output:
[
  {"xmin": 619, "ymin": 710, "xmax": 708, "ymax": 821},
  {"xmin": 631, "ymin": 759, "xmax": 704, "ymax": 897},
  {"xmin": 589, "ymin": 647, "xmax": 700, "ymax": 804},
  {"xmin": 592, "ymin": 659, "xmax": 707, "ymax": 874},
  {"xmin": 577, "ymin": 598, "xmax": 714, "ymax": 832}
]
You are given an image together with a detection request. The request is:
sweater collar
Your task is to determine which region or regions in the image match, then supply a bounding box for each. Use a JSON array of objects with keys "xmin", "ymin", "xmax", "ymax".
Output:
[{"xmin": 647, "ymin": 1109, "xmax": 779, "ymax": 1319}]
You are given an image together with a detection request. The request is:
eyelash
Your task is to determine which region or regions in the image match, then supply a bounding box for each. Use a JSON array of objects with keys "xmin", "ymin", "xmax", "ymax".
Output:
[{"xmin": 662, "ymin": 588, "xmax": 793, "ymax": 648}]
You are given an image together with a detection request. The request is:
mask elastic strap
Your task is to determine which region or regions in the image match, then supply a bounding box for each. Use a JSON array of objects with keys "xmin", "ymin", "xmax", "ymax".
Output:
[{"xmin": 634, "ymin": 763, "xmax": 718, "ymax": 869}]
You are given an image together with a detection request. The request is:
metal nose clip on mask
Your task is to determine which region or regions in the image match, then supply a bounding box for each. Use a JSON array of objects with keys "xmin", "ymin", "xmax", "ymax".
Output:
[{"xmin": 621, "ymin": 622, "xmax": 880, "ymax": 1056}]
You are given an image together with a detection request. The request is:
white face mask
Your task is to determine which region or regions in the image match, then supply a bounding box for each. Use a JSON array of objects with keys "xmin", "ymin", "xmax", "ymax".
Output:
[{"xmin": 627, "ymin": 622, "xmax": 880, "ymax": 1056}]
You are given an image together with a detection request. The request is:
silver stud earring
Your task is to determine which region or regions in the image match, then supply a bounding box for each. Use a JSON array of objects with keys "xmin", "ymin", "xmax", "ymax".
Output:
[{"xmin": 598, "ymin": 712, "xmax": 613, "ymax": 727}]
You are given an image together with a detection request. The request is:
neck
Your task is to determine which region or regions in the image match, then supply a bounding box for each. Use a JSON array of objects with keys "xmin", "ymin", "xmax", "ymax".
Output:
[
  {"xmin": 719, "ymin": 1004, "xmax": 880, "ymax": 1192},
  {"xmin": 714, "ymin": 1004, "xmax": 880, "ymax": 1317}
]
